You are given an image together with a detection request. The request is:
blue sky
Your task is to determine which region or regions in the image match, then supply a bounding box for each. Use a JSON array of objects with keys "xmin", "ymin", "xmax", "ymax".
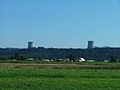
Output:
[{"xmin": 0, "ymin": 0, "xmax": 120, "ymax": 48}]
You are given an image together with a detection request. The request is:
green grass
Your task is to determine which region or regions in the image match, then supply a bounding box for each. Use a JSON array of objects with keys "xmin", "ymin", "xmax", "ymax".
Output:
[{"xmin": 0, "ymin": 68, "xmax": 120, "ymax": 90}]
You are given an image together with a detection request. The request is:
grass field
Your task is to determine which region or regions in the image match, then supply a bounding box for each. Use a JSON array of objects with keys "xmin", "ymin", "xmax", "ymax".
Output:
[{"xmin": 0, "ymin": 62, "xmax": 120, "ymax": 90}]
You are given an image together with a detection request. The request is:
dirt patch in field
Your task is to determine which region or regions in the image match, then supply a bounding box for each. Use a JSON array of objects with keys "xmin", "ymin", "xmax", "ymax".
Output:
[{"xmin": 0, "ymin": 63, "xmax": 120, "ymax": 69}]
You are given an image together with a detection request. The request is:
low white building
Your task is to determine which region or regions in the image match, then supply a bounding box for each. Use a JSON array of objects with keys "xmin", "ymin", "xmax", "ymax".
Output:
[
  {"xmin": 28, "ymin": 58, "xmax": 34, "ymax": 61},
  {"xmin": 42, "ymin": 59, "xmax": 50, "ymax": 62},
  {"xmin": 78, "ymin": 58, "xmax": 86, "ymax": 62},
  {"xmin": 104, "ymin": 60, "xmax": 109, "ymax": 62},
  {"xmin": 87, "ymin": 60, "xmax": 94, "ymax": 62}
]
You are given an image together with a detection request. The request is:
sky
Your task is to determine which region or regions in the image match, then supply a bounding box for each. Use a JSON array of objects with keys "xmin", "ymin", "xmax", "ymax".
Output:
[{"xmin": 0, "ymin": 0, "xmax": 120, "ymax": 48}]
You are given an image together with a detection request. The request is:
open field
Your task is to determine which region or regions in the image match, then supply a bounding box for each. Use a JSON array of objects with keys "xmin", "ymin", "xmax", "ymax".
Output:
[
  {"xmin": 0, "ymin": 62, "xmax": 120, "ymax": 90},
  {"xmin": 0, "ymin": 61, "xmax": 120, "ymax": 69}
]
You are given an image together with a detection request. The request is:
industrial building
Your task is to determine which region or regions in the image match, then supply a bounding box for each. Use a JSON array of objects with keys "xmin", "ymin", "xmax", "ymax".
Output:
[
  {"xmin": 87, "ymin": 41, "xmax": 94, "ymax": 49},
  {"xmin": 28, "ymin": 42, "xmax": 33, "ymax": 49}
]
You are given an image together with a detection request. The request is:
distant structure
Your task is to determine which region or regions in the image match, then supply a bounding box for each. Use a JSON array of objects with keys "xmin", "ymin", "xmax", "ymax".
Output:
[
  {"xmin": 87, "ymin": 41, "xmax": 94, "ymax": 49},
  {"xmin": 28, "ymin": 42, "xmax": 33, "ymax": 49}
]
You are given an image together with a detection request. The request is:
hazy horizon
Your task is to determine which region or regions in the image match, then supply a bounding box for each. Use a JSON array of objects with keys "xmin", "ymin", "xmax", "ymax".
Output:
[{"xmin": 0, "ymin": 0, "xmax": 120, "ymax": 48}]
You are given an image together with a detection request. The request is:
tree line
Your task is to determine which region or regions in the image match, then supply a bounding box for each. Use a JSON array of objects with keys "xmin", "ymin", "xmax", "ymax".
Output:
[{"xmin": 0, "ymin": 47, "xmax": 119, "ymax": 62}]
